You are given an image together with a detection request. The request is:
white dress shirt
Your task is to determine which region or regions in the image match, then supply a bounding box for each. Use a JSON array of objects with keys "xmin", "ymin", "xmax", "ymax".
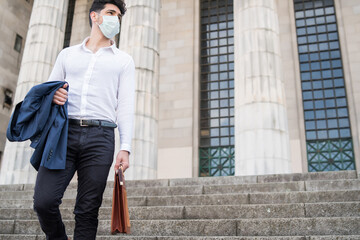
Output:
[{"xmin": 47, "ymin": 37, "xmax": 135, "ymax": 155}]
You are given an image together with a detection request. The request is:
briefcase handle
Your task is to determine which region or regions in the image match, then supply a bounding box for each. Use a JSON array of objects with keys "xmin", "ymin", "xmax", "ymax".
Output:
[{"xmin": 118, "ymin": 166, "xmax": 124, "ymax": 186}]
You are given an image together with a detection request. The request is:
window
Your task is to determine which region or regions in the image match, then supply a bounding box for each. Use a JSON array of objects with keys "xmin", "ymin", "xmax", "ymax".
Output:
[
  {"xmin": 199, "ymin": 0, "xmax": 234, "ymax": 177},
  {"xmin": 294, "ymin": 0, "xmax": 355, "ymax": 172},
  {"xmin": 63, "ymin": 0, "xmax": 76, "ymax": 48},
  {"xmin": 3, "ymin": 88, "xmax": 13, "ymax": 109},
  {"xmin": 14, "ymin": 34, "xmax": 23, "ymax": 53}
]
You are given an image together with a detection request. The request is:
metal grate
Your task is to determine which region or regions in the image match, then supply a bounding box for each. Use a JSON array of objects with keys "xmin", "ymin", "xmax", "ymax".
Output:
[
  {"xmin": 307, "ymin": 138, "xmax": 355, "ymax": 171},
  {"xmin": 199, "ymin": 0, "xmax": 234, "ymax": 177},
  {"xmin": 293, "ymin": 0, "xmax": 356, "ymax": 171},
  {"xmin": 199, "ymin": 146, "xmax": 235, "ymax": 177}
]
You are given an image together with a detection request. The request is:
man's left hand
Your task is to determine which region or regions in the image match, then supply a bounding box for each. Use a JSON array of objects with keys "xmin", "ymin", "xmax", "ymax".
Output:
[{"xmin": 114, "ymin": 150, "xmax": 129, "ymax": 173}]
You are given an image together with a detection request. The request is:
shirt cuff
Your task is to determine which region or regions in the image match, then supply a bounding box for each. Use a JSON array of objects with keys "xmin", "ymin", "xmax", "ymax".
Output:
[{"xmin": 120, "ymin": 143, "xmax": 131, "ymax": 155}]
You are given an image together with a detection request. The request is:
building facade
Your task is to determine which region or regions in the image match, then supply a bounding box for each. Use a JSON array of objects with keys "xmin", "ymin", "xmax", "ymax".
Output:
[{"xmin": 0, "ymin": 0, "xmax": 359, "ymax": 184}]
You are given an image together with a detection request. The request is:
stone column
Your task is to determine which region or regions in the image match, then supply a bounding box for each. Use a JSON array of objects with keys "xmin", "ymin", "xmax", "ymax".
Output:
[
  {"xmin": 0, "ymin": 0, "xmax": 69, "ymax": 184},
  {"xmin": 233, "ymin": 0, "xmax": 291, "ymax": 175},
  {"xmin": 70, "ymin": 0, "xmax": 92, "ymax": 46},
  {"xmin": 118, "ymin": 0, "xmax": 160, "ymax": 180}
]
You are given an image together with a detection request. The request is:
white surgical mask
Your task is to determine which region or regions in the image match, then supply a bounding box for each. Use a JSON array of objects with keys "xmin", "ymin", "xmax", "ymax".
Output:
[{"xmin": 96, "ymin": 14, "xmax": 120, "ymax": 39}]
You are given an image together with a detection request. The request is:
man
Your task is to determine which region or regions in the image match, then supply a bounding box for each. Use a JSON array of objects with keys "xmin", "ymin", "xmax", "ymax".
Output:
[{"xmin": 32, "ymin": 0, "xmax": 135, "ymax": 239}]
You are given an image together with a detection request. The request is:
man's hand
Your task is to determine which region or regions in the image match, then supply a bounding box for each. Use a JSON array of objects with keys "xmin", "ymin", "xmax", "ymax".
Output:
[
  {"xmin": 53, "ymin": 83, "xmax": 68, "ymax": 105},
  {"xmin": 114, "ymin": 150, "xmax": 129, "ymax": 173}
]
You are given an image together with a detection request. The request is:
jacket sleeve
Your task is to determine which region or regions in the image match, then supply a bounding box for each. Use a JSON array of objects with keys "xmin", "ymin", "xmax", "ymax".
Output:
[
  {"xmin": 116, "ymin": 57, "xmax": 136, "ymax": 155},
  {"xmin": 47, "ymin": 49, "xmax": 67, "ymax": 82}
]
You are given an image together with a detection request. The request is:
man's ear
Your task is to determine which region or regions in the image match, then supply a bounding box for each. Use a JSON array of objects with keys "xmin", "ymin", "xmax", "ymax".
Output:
[{"xmin": 90, "ymin": 11, "xmax": 98, "ymax": 25}]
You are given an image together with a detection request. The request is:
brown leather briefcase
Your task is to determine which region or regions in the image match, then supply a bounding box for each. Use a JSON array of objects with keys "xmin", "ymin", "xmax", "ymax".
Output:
[{"xmin": 111, "ymin": 167, "xmax": 131, "ymax": 234}]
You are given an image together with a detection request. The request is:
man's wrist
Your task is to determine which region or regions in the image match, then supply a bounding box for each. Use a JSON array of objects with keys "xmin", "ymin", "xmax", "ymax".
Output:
[{"xmin": 120, "ymin": 150, "xmax": 130, "ymax": 155}]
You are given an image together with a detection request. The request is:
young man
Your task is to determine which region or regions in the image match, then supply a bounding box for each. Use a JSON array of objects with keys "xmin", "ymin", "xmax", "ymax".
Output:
[{"xmin": 32, "ymin": 0, "xmax": 135, "ymax": 239}]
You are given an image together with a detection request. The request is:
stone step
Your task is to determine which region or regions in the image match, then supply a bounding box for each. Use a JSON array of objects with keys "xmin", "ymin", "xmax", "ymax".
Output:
[
  {"xmin": 0, "ymin": 171, "xmax": 358, "ymax": 239},
  {"xmin": 2, "ymin": 235, "xmax": 360, "ymax": 240},
  {"xmin": 236, "ymin": 217, "xmax": 360, "ymax": 236},
  {"xmin": 0, "ymin": 217, "xmax": 359, "ymax": 236},
  {"xmin": 153, "ymin": 237, "xmax": 360, "ymax": 240},
  {"xmin": 0, "ymin": 179, "xmax": 359, "ymax": 200},
  {"xmin": 0, "ymin": 185, "xmax": 202, "ymax": 199},
  {"xmin": 0, "ymin": 190, "xmax": 359, "ymax": 209},
  {"xmin": 168, "ymin": 170, "xmax": 358, "ymax": 186},
  {"xmin": 0, "ymin": 170, "xmax": 356, "ymax": 192},
  {"xmin": 0, "ymin": 202, "xmax": 359, "ymax": 221},
  {"xmin": 145, "ymin": 189, "xmax": 360, "ymax": 206},
  {"xmin": 247, "ymin": 189, "xmax": 360, "ymax": 205},
  {"xmin": 0, "ymin": 197, "xmax": 146, "ymax": 209},
  {"xmin": 203, "ymin": 179, "xmax": 360, "ymax": 195},
  {"xmin": 98, "ymin": 179, "xmax": 360, "ymax": 196},
  {"xmin": 183, "ymin": 202, "xmax": 360, "ymax": 219}
]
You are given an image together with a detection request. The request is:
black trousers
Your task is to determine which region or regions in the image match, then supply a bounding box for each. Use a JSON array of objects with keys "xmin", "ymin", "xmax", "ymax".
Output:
[{"xmin": 33, "ymin": 123, "xmax": 115, "ymax": 240}]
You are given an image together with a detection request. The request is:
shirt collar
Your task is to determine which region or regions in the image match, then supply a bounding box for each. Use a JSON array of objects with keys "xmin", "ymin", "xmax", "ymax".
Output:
[{"xmin": 81, "ymin": 36, "xmax": 117, "ymax": 54}]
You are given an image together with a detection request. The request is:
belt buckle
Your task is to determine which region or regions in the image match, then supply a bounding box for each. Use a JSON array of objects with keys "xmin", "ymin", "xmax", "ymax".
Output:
[{"xmin": 80, "ymin": 119, "xmax": 88, "ymax": 127}]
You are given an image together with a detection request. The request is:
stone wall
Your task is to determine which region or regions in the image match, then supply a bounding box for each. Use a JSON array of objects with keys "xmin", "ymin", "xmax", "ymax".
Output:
[
  {"xmin": 277, "ymin": 0, "xmax": 307, "ymax": 173},
  {"xmin": 157, "ymin": 0, "xmax": 200, "ymax": 179},
  {"xmin": 0, "ymin": 0, "xmax": 69, "ymax": 184},
  {"xmin": 0, "ymin": 0, "xmax": 33, "ymax": 167},
  {"xmin": 335, "ymin": 0, "xmax": 360, "ymax": 170}
]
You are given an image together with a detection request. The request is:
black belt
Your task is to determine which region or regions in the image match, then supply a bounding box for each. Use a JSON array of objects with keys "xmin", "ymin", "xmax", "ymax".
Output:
[{"xmin": 69, "ymin": 119, "xmax": 117, "ymax": 128}]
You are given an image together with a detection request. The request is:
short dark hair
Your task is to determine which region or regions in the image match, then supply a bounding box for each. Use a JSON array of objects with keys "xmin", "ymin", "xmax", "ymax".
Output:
[{"xmin": 89, "ymin": 0, "xmax": 127, "ymax": 27}]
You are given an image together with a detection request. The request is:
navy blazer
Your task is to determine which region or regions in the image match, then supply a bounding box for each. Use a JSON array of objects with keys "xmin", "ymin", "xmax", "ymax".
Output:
[{"xmin": 7, "ymin": 81, "xmax": 69, "ymax": 171}]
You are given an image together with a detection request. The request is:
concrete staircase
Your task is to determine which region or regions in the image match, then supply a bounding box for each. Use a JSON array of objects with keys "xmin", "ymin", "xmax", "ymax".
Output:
[{"xmin": 0, "ymin": 170, "xmax": 359, "ymax": 239}]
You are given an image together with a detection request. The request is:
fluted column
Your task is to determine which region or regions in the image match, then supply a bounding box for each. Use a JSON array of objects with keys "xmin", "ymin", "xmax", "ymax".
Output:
[
  {"xmin": 234, "ymin": 0, "xmax": 291, "ymax": 175},
  {"xmin": 0, "ymin": 0, "xmax": 69, "ymax": 184},
  {"xmin": 70, "ymin": 0, "xmax": 92, "ymax": 46},
  {"xmin": 118, "ymin": 0, "xmax": 160, "ymax": 179}
]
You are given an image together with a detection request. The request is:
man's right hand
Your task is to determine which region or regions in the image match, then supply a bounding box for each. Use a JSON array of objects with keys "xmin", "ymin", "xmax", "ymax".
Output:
[{"xmin": 52, "ymin": 83, "xmax": 68, "ymax": 105}]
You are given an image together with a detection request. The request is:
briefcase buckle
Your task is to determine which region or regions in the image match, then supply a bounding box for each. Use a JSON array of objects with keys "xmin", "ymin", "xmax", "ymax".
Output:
[{"xmin": 80, "ymin": 119, "xmax": 88, "ymax": 127}]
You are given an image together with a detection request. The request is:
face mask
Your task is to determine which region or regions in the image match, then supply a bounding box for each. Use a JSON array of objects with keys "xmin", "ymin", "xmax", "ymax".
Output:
[{"xmin": 96, "ymin": 14, "xmax": 120, "ymax": 39}]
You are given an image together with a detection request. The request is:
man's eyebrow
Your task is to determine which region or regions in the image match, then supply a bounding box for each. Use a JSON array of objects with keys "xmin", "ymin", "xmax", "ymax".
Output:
[{"xmin": 107, "ymin": 9, "xmax": 121, "ymax": 16}]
